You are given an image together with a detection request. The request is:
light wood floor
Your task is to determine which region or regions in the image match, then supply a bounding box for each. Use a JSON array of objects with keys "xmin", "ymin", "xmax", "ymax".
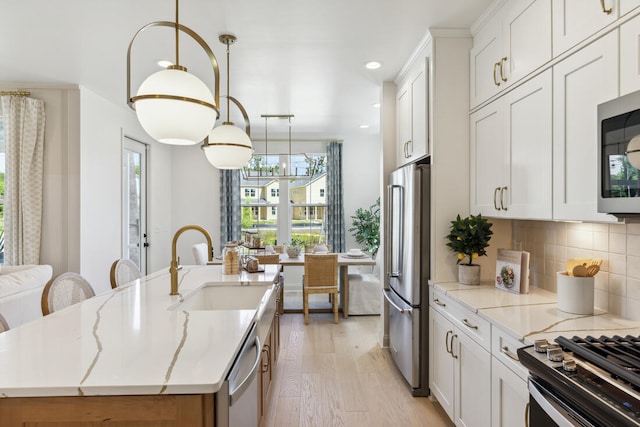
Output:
[{"xmin": 262, "ymin": 313, "xmax": 454, "ymax": 427}]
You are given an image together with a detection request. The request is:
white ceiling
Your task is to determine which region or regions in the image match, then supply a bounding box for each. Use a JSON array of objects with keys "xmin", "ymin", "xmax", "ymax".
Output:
[{"xmin": 1, "ymin": 0, "xmax": 492, "ymax": 141}]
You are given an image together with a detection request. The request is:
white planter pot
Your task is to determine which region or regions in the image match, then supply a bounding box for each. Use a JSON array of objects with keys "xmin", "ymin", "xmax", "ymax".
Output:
[{"xmin": 458, "ymin": 264, "xmax": 481, "ymax": 285}]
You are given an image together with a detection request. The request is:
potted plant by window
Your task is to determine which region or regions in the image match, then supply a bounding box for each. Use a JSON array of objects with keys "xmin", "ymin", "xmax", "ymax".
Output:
[
  {"xmin": 286, "ymin": 237, "xmax": 304, "ymax": 258},
  {"xmin": 348, "ymin": 198, "xmax": 380, "ymax": 257},
  {"xmin": 446, "ymin": 213, "xmax": 493, "ymax": 285}
]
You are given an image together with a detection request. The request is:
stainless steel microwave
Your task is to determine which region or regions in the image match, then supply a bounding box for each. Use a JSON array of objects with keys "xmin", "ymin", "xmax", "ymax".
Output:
[{"xmin": 597, "ymin": 90, "xmax": 640, "ymax": 217}]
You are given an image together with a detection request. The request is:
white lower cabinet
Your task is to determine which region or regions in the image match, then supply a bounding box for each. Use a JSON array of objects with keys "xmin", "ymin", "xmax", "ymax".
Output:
[
  {"xmin": 491, "ymin": 326, "xmax": 529, "ymax": 427},
  {"xmin": 429, "ymin": 291, "xmax": 491, "ymax": 427}
]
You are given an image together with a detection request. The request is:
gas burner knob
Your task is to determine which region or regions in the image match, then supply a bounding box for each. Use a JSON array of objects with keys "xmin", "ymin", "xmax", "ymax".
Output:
[
  {"xmin": 534, "ymin": 339, "xmax": 549, "ymax": 353},
  {"xmin": 547, "ymin": 346, "xmax": 564, "ymax": 362},
  {"xmin": 563, "ymin": 358, "xmax": 577, "ymax": 372}
]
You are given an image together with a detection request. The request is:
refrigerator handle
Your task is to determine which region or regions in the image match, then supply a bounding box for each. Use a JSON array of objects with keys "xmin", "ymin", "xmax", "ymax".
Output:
[
  {"xmin": 382, "ymin": 289, "xmax": 412, "ymax": 314},
  {"xmin": 388, "ymin": 184, "xmax": 404, "ymax": 278}
]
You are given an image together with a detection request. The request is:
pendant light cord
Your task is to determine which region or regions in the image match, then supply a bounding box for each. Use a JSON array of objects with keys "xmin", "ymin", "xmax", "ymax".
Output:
[
  {"xmin": 226, "ymin": 41, "xmax": 231, "ymax": 122},
  {"xmin": 174, "ymin": 0, "xmax": 180, "ymax": 66}
]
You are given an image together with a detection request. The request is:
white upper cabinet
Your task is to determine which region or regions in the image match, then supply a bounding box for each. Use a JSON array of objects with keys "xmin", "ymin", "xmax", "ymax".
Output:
[
  {"xmin": 396, "ymin": 58, "xmax": 428, "ymax": 167},
  {"xmin": 621, "ymin": 0, "xmax": 640, "ymax": 15},
  {"xmin": 620, "ymin": 13, "xmax": 640, "ymax": 95},
  {"xmin": 552, "ymin": 0, "xmax": 619, "ymax": 56},
  {"xmin": 553, "ymin": 31, "xmax": 619, "ymax": 222},
  {"xmin": 470, "ymin": 0, "xmax": 551, "ymax": 109},
  {"xmin": 470, "ymin": 70, "xmax": 553, "ymax": 219}
]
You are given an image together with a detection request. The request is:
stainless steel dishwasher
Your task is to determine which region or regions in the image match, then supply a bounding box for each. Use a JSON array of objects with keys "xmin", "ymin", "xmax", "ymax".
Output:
[{"xmin": 216, "ymin": 323, "xmax": 261, "ymax": 427}]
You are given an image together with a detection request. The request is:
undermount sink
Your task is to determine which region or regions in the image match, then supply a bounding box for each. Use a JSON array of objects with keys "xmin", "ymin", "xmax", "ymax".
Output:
[{"xmin": 169, "ymin": 283, "xmax": 273, "ymax": 312}]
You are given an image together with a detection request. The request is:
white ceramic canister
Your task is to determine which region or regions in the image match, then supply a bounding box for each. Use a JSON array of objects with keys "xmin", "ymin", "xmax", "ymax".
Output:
[{"xmin": 556, "ymin": 272, "xmax": 594, "ymax": 315}]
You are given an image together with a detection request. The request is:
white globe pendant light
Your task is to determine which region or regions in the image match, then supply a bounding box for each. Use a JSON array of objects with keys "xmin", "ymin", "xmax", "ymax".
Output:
[
  {"xmin": 126, "ymin": 0, "xmax": 221, "ymax": 145},
  {"xmin": 202, "ymin": 34, "xmax": 252, "ymax": 169},
  {"xmin": 135, "ymin": 67, "xmax": 216, "ymax": 145}
]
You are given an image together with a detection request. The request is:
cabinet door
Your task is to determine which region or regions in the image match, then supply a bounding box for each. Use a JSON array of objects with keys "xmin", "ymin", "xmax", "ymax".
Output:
[
  {"xmin": 504, "ymin": 69, "xmax": 553, "ymax": 219},
  {"xmin": 470, "ymin": 101, "xmax": 506, "ymax": 216},
  {"xmin": 620, "ymin": 13, "xmax": 640, "ymax": 95},
  {"xmin": 502, "ymin": 0, "xmax": 551, "ymax": 84},
  {"xmin": 396, "ymin": 84, "xmax": 411, "ymax": 166},
  {"xmin": 410, "ymin": 64, "xmax": 428, "ymax": 161},
  {"xmin": 620, "ymin": 0, "xmax": 640, "ymax": 15},
  {"xmin": 553, "ymin": 31, "xmax": 619, "ymax": 222},
  {"xmin": 470, "ymin": 13, "xmax": 503, "ymax": 109},
  {"xmin": 429, "ymin": 309, "xmax": 455, "ymax": 421},
  {"xmin": 454, "ymin": 329, "xmax": 491, "ymax": 427},
  {"xmin": 491, "ymin": 357, "xmax": 529, "ymax": 427},
  {"xmin": 552, "ymin": 0, "xmax": 619, "ymax": 56}
]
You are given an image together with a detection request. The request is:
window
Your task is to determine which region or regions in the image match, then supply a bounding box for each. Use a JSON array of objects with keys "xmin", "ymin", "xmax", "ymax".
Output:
[
  {"xmin": 240, "ymin": 150, "xmax": 327, "ymax": 246},
  {"xmin": 244, "ymin": 188, "xmax": 256, "ymax": 197}
]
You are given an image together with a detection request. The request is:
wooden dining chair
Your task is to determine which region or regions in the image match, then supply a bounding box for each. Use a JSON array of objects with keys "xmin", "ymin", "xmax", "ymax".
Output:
[
  {"xmin": 110, "ymin": 258, "xmax": 142, "ymax": 289},
  {"xmin": 303, "ymin": 254, "xmax": 339, "ymax": 324},
  {"xmin": 254, "ymin": 254, "xmax": 281, "ymax": 265},
  {"xmin": 41, "ymin": 272, "xmax": 96, "ymax": 315},
  {"xmin": 0, "ymin": 312, "xmax": 9, "ymax": 333}
]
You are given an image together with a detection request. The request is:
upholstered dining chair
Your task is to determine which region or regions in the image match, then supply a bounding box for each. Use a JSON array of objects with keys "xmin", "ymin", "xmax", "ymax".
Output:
[
  {"xmin": 303, "ymin": 254, "xmax": 339, "ymax": 324},
  {"xmin": 41, "ymin": 272, "xmax": 96, "ymax": 315},
  {"xmin": 110, "ymin": 259, "xmax": 142, "ymax": 289},
  {"xmin": 0, "ymin": 312, "xmax": 9, "ymax": 333}
]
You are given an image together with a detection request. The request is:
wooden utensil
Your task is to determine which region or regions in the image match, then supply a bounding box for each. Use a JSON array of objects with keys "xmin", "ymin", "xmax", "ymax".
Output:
[
  {"xmin": 586, "ymin": 264, "xmax": 600, "ymax": 277},
  {"xmin": 572, "ymin": 264, "xmax": 588, "ymax": 277}
]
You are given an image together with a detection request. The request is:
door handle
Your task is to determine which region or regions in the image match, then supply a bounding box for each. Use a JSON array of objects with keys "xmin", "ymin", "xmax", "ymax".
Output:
[
  {"xmin": 501, "ymin": 345, "xmax": 519, "ymax": 361},
  {"xmin": 500, "ymin": 186, "xmax": 508, "ymax": 211},
  {"xmin": 450, "ymin": 334, "xmax": 458, "ymax": 359},
  {"xmin": 433, "ymin": 297, "xmax": 446, "ymax": 307},
  {"xmin": 493, "ymin": 62, "xmax": 501, "ymax": 86},
  {"xmin": 445, "ymin": 330, "xmax": 452, "ymax": 354},
  {"xmin": 229, "ymin": 336, "xmax": 261, "ymax": 406},
  {"xmin": 462, "ymin": 319, "xmax": 478, "ymax": 330},
  {"xmin": 494, "ymin": 187, "xmax": 500, "ymax": 210},
  {"xmin": 600, "ymin": 0, "xmax": 612, "ymax": 14},
  {"xmin": 382, "ymin": 289, "xmax": 412, "ymax": 314}
]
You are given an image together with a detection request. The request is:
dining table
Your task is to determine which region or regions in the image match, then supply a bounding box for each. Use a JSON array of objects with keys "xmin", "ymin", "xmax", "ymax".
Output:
[{"xmin": 277, "ymin": 252, "xmax": 376, "ymax": 318}]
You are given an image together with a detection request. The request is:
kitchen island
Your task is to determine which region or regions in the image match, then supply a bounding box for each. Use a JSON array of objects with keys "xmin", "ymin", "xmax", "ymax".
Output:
[{"xmin": 0, "ymin": 264, "xmax": 281, "ymax": 426}]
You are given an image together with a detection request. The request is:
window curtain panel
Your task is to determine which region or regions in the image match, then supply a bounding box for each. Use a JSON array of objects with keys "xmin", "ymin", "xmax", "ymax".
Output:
[
  {"xmin": 219, "ymin": 169, "xmax": 242, "ymax": 249},
  {"xmin": 326, "ymin": 141, "xmax": 345, "ymax": 253},
  {"xmin": 1, "ymin": 95, "xmax": 45, "ymax": 265}
]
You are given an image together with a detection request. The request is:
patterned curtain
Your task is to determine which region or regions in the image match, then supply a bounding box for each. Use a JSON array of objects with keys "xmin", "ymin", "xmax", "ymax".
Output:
[
  {"xmin": 326, "ymin": 141, "xmax": 345, "ymax": 253},
  {"xmin": 219, "ymin": 169, "xmax": 242, "ymax": 248},
  {"xmin": 1, "ymin": 95, "xmax": 46, "ymax": 265}
]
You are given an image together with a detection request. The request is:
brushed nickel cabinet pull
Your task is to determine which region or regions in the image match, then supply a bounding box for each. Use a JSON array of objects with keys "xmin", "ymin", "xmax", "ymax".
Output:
[
  {"xmin": 600, "ymin": 0, "xmax": 612, "ymax": 14},
  {"xmin": 500, "ymin": 57, "xmax": 508, "ymax": 82},
  {"xmin": 494, "ymin": 187, "xmax": 500, "ymax": 210},
  {"xmin": 462, "ymin": 318, "xmax": 478, "ymax": 330},
  {"xmin": 434, "ymin": 297, "xmax": 446, "ymax": 307},
  {"xmin": 445, "ymin": 330, "xmax": 452, "ymax": 354}
]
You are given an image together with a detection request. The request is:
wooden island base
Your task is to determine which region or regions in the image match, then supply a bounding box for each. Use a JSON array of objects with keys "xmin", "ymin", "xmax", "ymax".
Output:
[{"xmin": 0, "ymin": 393, "xmax": 213, "ymax": 426}]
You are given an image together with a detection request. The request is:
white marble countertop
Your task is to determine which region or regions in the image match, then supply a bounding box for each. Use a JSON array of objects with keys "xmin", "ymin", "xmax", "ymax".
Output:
[
  {"xmin": 430, "ymin": 281, "xmax": 640, "ymax": 345},
  {"xmin": 0, "ymin": 264, "xmax": 280, "ymax": 398}
]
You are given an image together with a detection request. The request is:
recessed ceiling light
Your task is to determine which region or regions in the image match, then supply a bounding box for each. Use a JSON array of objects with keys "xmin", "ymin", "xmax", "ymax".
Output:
[
  {"xmin": 360, "ymin": 124, "xmax": 369, "ymax": 129},
  {"xmin": 365, "ymin": 61, "xmax": 382, "ymax": 70},
  {"xmin": 157, "ymin": 59, "xmax": 174, "ymax": 68},
  {"xmin": 372, "ymin": 103, "xmax": 381, "ymax": 108}
]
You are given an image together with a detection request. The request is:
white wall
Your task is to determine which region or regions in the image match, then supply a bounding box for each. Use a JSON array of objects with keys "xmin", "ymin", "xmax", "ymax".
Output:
[{"xmin": 79, "ymin": 87, "xmax": 171, "ymax": 294}]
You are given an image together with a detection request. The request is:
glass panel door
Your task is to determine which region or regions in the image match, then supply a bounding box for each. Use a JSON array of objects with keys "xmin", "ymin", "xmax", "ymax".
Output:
[{"xmin": 123, "ymin": 137, "xmax": 147, "ymax": 274}]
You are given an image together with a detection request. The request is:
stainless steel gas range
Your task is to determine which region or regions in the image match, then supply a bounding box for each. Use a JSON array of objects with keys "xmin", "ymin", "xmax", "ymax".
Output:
[{"xmin": 518, "ymin": 335, "xmax": 640, "ymax": 427}]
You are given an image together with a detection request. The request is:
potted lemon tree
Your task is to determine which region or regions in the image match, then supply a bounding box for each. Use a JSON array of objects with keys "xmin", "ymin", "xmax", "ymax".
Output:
[{"xmin": 446, "ymin": 213, "xmax": 493, "ymax": 285}]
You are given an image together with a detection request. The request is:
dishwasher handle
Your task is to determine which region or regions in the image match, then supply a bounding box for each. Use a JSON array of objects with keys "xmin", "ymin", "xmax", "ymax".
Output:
[
  {"xmin": 382, "ymin": 288, "xmax": 412, "ymax": 314},
  {"xmin": 229, "ymin": 335, "xmax": 261, "ymax": 407}
]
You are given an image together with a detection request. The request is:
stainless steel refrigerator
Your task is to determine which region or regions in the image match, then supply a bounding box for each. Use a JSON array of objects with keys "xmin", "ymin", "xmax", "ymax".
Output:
[{"xmin": 383, "ymin": 162, "xmax": 430, "ymax": 397}]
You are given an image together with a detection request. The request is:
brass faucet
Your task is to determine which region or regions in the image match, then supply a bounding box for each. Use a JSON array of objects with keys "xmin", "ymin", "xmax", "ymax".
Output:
[{"xmin": 170, "ymin": 224, "xmax": 213, "ymax": 295}]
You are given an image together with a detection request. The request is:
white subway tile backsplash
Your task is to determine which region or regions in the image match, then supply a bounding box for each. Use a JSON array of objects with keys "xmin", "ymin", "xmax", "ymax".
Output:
[{"xmin": 513, "ymin": 220, "xmax": 639, "ymax": 319}]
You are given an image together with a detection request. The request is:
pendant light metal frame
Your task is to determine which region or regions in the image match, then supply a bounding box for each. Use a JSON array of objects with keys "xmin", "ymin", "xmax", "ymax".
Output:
[
  {"xmin": 126, "ymin": 0, "xmax": 220, "ymax": 119},
  {"xmin": 201, "ymin": 34, "xmax": 252, "ymax": 168}
]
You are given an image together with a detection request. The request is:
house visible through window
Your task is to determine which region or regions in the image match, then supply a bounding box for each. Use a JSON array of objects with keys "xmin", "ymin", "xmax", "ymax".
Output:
[{"xmin": 241, "ymin": 150, "xmax": 327, "ymax": 246}]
